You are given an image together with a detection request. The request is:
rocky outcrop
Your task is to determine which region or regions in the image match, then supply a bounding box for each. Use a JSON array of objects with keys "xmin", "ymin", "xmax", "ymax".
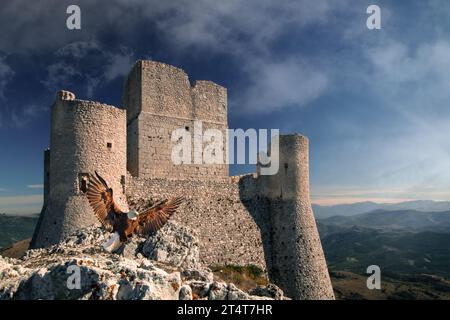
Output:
[
  {"xmin": 0, "ymin": 223, "xmax": 286, "ymax": 300},
  {"xmin": 141, "ymin": 222, "xmax": 200, "ymax": 269}
]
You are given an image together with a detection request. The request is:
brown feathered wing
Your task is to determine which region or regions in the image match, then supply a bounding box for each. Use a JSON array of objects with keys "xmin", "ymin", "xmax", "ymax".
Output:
[
  {"xmin": 86, "ymin": 171, "xmax": 122, "ymax": 232},
  {"xmin": 136, "ymin": 196, "xmax": 184, "ymax": 236}
]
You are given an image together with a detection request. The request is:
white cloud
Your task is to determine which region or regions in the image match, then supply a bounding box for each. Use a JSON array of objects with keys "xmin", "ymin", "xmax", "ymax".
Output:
[
  {"xmin": 42, "ymin": 41, "xmax": 134, "ymax": 97},
  {"xmin": 311, "ymin": 185, "xmax": 450, "ymax": 205},
  {"xmin": 0, "ymin": 1, "xmax": 347, "ymax": 112},
  {"xmin": 56, "ymin": 41, "xmax": 101, "ymax": 59},
  {"xmin": 27, "ymin": 184, "xmax": 44, "ymax": 189},
  {"xmin": 366, "ymin": 40, "xmax": 450, "ymax": 87},
  {"xmin": 0, "ymin": 194, "xmax": 43, "ymax": 215},
  {"xmin": 40, "ymin": 61, "xmax": 82, "ymax": 95},
  {"xmin": 152, "ymin": 0, "xmax": 339, "ymax": 113},
  {"xmin": 0, "ymin": 0, "xmax": 336, "ymax": 53},
  {"xmin": 10, "ymin": 104, "xmax": 48, "ymax": 128},
  {"xmin": 237, "ymin": 59, "xmax": 328, "ymax": 113},
  {"xmin": 155, "ymin": 0, "xmax": 334, "ymax": 53},
  {"xmin": 0, "ymin": 195, "xmax": 42, "ymax": 205},
  {"xmin": 0, "ymin": 55, "xmax": 14, "ymax": 99},
  {"xmin": 103, "ymin": 47, "xmax": 135, "ymax": 82},
  {"xmin": 341, "ymin": 39, "xmax": 450, "ymax": 195}
]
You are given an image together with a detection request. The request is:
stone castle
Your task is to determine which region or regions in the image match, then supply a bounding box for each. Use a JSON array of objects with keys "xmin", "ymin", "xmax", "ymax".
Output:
[{"xmin": 30, "ymin": 60, "xmax": 334, "ymax": 300}]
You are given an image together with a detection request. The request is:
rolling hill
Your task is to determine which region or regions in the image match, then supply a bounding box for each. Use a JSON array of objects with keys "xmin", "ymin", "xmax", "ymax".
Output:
[
  {"xmin": 0, "ymin": 214, "xmax": 38, "ymax": 250},
  {"xmin": 318, "ymin": 223, "xmax": 450, "ymax": 277},
  {"xmin": 317, "ymin": 208, "xmax": 450, "ymax": 278}
]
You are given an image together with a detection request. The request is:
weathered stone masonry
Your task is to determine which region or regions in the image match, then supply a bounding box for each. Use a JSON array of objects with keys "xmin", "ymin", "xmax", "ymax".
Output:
[
  {"xmin": 31, "ymin": 60, "xmax": 334, "ymax": 300},
  {"xmin": 32, "ymin": 91, "xmax": 128, "ymax": 248}
]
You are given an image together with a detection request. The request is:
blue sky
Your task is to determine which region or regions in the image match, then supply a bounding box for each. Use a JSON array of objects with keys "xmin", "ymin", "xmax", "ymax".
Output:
[{"xmin": 1, "ymin": 0, "xmax": 450, "ymax": 214}]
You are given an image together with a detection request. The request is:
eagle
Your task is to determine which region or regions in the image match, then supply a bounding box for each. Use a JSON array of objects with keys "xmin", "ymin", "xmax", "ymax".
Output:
[{"xmin": 86, "ymin": 171, "xmax": 184, "ymax": 252}]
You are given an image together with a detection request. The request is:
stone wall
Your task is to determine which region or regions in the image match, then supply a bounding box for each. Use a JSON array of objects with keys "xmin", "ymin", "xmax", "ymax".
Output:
[
  {"xmin": 31, "ymin": 92, "xmax": 128, "ymax": 248},
  {"xmin": 126, "ymin": 174, "xmax": 271, "ymax": 271},
  {"xmin": 259, "ymin": 135, "xmax": 335, "ymax": 300},
  {"xmin": 123, "ymin": 60, "xmax": 228, "ymax": 180}
]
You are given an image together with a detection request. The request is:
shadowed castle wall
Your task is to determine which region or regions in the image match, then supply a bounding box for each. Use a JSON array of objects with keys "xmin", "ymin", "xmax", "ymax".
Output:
[
  {"xmin": 127, "ymin": 174, "xmax": 271, "ymax": 270},
  {"xmin": 258, "ymin": 135, "xmax": 335, "ymax": 300},
  {"xmin": 31, "ymin": 92, "xmax": 128, "ymax": 248}
]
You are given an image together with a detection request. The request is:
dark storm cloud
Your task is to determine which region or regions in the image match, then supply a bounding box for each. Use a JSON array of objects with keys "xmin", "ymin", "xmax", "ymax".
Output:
[{"xmin": 0, "ymin": 0, "xmax": 352, "ymax": 113}]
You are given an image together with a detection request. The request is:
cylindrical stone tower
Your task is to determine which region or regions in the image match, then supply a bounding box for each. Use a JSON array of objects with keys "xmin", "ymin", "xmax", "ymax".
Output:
[
  {"xmin": 31, "ymin": 91, "xmax": 128, "ymax": 248},
  {"xmin": 259, "ymin": 134, "xmax": 334, "ymax": 300}
]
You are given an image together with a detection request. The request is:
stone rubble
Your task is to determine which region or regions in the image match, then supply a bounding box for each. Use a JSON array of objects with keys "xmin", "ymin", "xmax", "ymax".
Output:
[{"xmin": 0, "ymin": 222, "xmax": 286, "ymax": 300}]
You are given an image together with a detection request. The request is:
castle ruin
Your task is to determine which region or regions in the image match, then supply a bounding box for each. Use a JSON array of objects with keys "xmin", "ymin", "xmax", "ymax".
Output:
[{"xmin": 30, "ymin": 60, "xmax": 334, "ymax": 300}]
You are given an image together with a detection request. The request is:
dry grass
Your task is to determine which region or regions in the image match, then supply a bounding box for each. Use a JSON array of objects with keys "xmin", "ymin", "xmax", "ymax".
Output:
[
  {"xmin": 331, "ymin": 270, "xmax": 450, "ymax": 300},
  {"xmin": 0, "ymin": 238, "xmax": 30, "ymax": 259},
  {"xmin": 210, "ymin": 264, "xmax": 268, "ymax": 292}
]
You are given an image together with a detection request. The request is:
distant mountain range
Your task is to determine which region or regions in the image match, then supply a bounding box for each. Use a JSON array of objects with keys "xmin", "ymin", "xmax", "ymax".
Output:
[
  {"xmin": 313, "ymin": 200, "xmax": 450, "ymax": 219},
  {"xmin": 321, "ymin": 209, "xmax": 450, "ymax": 232}
]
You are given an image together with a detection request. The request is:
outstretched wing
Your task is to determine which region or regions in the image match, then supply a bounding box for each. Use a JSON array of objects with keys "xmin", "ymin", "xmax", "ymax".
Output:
[
  {"xmin": 136, "ymin": 196, "xmax": 184, "ymax": 236},
  {"xmin": 86, "ymin": 171, "xmax": 122, "ymax": 231}
]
